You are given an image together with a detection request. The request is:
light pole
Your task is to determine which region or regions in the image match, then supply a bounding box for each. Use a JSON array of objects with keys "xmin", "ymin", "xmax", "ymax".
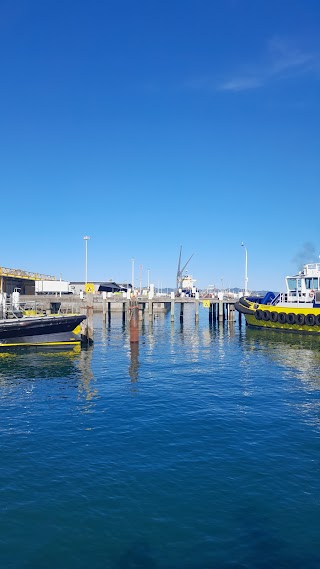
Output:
[
  {"xmin": 131, "ymin": 258, "xmax": 135, "ymax": 291},
  {"xmin": 83, "ymin": 236, "xmax": 90, "ymax": 284},
  {"xmin": 241, "ymin": 242, "xmax": 248, "ymax": 296}
]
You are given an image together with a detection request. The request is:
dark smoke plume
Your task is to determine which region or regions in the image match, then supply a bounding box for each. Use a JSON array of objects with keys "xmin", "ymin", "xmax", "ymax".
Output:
[{"xmin": 292, "ymin": 242, "xmax": 317, "ymax": 270}]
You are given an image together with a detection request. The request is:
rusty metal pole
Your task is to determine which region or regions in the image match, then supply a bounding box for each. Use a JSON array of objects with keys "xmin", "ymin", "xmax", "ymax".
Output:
[{"xmin": 130, "ymin": 296, "xmax": 139, "ymax": 343}]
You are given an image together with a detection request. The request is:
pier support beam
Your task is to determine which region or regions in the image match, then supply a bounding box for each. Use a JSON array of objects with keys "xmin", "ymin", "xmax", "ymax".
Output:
[
  {"xmin": 219, "ymin": 300, "xmax": 224, "ymax": 322},
  {"xmin": 129, "ymin": 298, "xmax": 139, "ymax": 343},
  {"xmin": 195, "ymin": 296, "xmax": 199, "ymax": 322},
  {"xmin": 148, "ymin": 299, "xmax": 153, "ymax": 320},
  {"xmin": 81, "ymin": 293, "xmax": 94, "ymax": 345},
  {"xmin": 171, "ymin": 300, "xmax": 175, "ymax": 322},
  {"xmin": 102, "ymin": 295, "xmax": 107, "ymax": 323}
]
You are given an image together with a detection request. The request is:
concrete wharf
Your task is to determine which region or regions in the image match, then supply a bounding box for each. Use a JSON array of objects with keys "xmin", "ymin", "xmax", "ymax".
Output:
[{"xmin": 22, "ymin": 294, "xmax": 241, "ymax": 324}]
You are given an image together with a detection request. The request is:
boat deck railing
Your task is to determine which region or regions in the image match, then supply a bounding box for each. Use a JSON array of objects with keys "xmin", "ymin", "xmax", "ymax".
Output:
[
  {"xmin": 271, "ymin": 292, "xmax": 315, "ymax": 305},
  {"xmin": 0, "ymin": 300, "xmax": 83, "ymax": 319}
]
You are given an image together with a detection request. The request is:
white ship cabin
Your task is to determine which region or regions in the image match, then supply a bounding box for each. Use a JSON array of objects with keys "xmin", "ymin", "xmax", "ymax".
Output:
[
  {"xmin": 181, "ymin": 274, "xmax": 196, "ymax": 291},
  {"xmin": 284, "ymin": 263, "xmax": 320, "ymax": 304}
]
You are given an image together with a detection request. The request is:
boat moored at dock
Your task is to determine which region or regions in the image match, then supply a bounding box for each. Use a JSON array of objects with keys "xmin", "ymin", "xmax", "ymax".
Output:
[
  {"xmin": 0, "ymin": 313, "xmax": 87, "ymax": 347},
  {"xmin": 235, "ymin": 263, "xmax": 320, "ymax": 334}
]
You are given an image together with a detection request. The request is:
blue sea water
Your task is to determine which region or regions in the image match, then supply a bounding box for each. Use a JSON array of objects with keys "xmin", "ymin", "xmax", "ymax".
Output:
[{"xmin": 1, "ymin": 306, "xmax": 320, "ymax": 568}]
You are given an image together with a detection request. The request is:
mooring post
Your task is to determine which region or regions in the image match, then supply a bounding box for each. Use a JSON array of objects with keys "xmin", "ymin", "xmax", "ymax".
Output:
[
  {"xmin": 81, "ymin": 292, "xmax": 94, "ymax": 345},
  {"xmin": 229, "ymin": 303, "xmax": 235, "ymax": 321},
  {"xmin": 219, "ymin": 300, "xmax": 224, "ymax": 322},
  {"xmin": 102, "ymin": 292, "xmax": 107, "ymax": 323},
  {"xmin": 209, "ymin": 301, "xmax": 213, "ymax": 324},
  {"xmin": 170, "ymin": 291, "xmax": 175, "ymax": 322},
  {"xmin": 148, "ymin": 287, "xmax": 154, "ymax": 320},
  {"xmin": 180, "ymin": 302, "xmax": 184, "ymax": 321},
  {"xmin": 129, "ymin": 296, "xmax": 139, "ymax": 343},
  {"xmin": 195, "ymin": 292, "xmax": 199, "ymax": 322}
]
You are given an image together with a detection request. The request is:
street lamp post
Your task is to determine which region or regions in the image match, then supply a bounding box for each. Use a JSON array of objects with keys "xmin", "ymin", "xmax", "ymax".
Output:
[
  {"xmin": 83, "ymin": 236, "xmax": 90, "ymax": 285},
  {"xmin": 241, "ymin": 242, "xmax": 248, "ymax": 296}
]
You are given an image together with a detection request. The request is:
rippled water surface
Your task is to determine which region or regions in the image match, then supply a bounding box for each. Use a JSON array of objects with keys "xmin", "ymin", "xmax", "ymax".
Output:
[{"xmin": 1, "ymin": 308, "xmax": 320, "ymax": 568}]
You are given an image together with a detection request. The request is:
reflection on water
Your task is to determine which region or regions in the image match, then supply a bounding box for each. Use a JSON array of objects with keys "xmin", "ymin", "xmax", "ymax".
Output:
[
  {"xmin": 76, "ymin": 345, "xmax": 98, "ymax": 406},
  {"xmin": 0, "ymin": 346, "xmax": 81, "ymax": 383},
  {"xmin": 245, "ymin": 327, "xmax": 320, "ymax": 428},
  {"xmin": 0, "ymin": 345, "xmax": 98, "ymax": 406},
  {"xmin": 129, "ymin": 341, "xmax": 139, "ymax": 383},
  {"xmin": 245, "ymin": 327, "xmax": 320, "ymax": 389}
]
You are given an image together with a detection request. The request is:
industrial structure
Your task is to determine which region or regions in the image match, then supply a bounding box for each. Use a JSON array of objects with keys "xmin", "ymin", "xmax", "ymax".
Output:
[{"xmin": 0, "ymin": 267, "xmax": 56, "ymax": 295}]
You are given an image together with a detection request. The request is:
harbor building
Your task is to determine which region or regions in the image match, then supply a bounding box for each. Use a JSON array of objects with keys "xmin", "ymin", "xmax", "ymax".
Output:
[{"xmin": 0, "ymin": 267, "xmax": 56, "ymax": 296}]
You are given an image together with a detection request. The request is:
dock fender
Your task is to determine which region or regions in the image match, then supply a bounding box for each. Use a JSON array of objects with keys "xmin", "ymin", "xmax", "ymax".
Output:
[
  {"xmin": 305, "ymin": 314, "xmax": 315, "ymax": 326},
  {"xmin": 286, "ymin": 313, "xmax": 296, "ymax": 325},
  {"xmin": 315, "ymin": 314, "xmax": 320, "ymax": 326},
  {"xmin": 262, "ymin": 310, "xmax": 270, "ymax": 321},
  {"xmin": 235, "ymin": 302, "xmax": 255, "ymax": 315},
  {"xmin": 278, "ymin": 312, "xmax": 286, "ymax": 324},
  {"xmin": 295, "ymin": 314, "xmax": 305, "ymax": 325},
  {"xmin": 255, "ymin": 309, "xmax": 263, "ymax": 320},
  {"xmin": 270, "ymin": 311, "xmax": 278, "ymax": 323}
]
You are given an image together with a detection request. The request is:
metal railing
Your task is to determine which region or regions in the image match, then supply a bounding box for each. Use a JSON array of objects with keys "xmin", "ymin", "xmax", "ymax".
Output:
[{"xmin": 0, "ymin": 267, "xmax": 56, "ymax": 281}]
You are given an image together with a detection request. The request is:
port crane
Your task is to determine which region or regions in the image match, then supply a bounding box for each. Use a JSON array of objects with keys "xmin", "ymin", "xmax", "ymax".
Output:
[{"xmin": 176, "ymin": 246, "xmax": 194, "ymax": 292}]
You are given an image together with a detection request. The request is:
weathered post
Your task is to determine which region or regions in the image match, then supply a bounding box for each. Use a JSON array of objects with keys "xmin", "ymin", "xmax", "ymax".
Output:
[
  {"xmin": 102, "ymin": 291, "xmax": 107, "ymax": 324},
  {"xmin": 228, "ymin": 303, "xmax": 235, "ymax": 322},
  {"xmin": 129, "ymin": 296, "xmax": 139, "ymax": 343},
  {"xmin": 219, "ymin": 301, "xmax": 224, "ymax": 322},
  {"xmin": 170, "ymin": 291, "xmax": 175, "ymax": 322},
  {"xmin": 148, "ymin": 284, "xmax": 154, "ymax": 320},
  {"xmin": 180, "ymin": 302, "xmax": 184, "ymax": 322},
  {"xmin": 195, "ymin": 291, "xmax": 199, "ymax": 323},
  {"xmin": 81, "ymin": 292, "xmax": 94, "ymax": 345}
]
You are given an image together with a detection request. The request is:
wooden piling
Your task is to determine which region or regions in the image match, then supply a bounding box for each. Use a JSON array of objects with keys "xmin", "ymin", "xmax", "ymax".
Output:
[
  {"xmin": 180, "ymin": 302, "xmax": 184, "ymax": 321},
  {"xmin": 171, "ymin": 299, "xmax": 175, "ymax": 322},
  {"xmin": 219, "ymin": 300, "xmax": 224, "ymax": 322},
  {"xmin": 148, "ymin": 299, "xmax": 153, "ymax": 320},
  {"xmin": 195, "ymin": 298, "xmax": 199, "ymax": 322},
  {"xmin": 81, "ymin": 293, "xmax": 94, "ymax": 345},
  {"xmin": 129, "ymin": 297, "xmax": 139, "ymax": 343},
  {"xmin": 102, "ymin": 296, "xmax": 107, "ymax": 323}
]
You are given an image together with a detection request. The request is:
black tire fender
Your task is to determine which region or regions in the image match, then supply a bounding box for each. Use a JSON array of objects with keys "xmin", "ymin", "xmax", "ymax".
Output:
[
  {"xmin": 262, "ymin": 310, "xmax": 270, "ymax": 321},
  {"xmin": 269, "ymin": 311, "xmax": 278, "ymax": 323},
  {"xmin": 295, "ymin": 313, "xmax": 305, "ymax": 326},
  {"xmin": 305, "ymin": 314, "xmax": 315, "ymax": 326},
  {"xmin": 286, "ymin": 313, "xmax": 296, "ymax": 325},
  {"xmin": 278, "ymin": 312, "xmax": 286, "ymax": 324},
  {"xmin": 255, "ymin": 309, "xmax": 263, "ymax": 320}
]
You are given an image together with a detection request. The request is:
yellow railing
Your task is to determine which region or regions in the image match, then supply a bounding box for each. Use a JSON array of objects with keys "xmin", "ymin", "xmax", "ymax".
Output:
[{"xmin": 0, "ymin": 267, "xmax": 56, "ymax": 281}]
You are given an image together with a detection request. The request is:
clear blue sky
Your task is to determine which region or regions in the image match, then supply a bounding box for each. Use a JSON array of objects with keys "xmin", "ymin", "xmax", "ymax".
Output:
[{"xmin": 1, "ymin": 0, "xmax": 319, "ymax": 291}]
